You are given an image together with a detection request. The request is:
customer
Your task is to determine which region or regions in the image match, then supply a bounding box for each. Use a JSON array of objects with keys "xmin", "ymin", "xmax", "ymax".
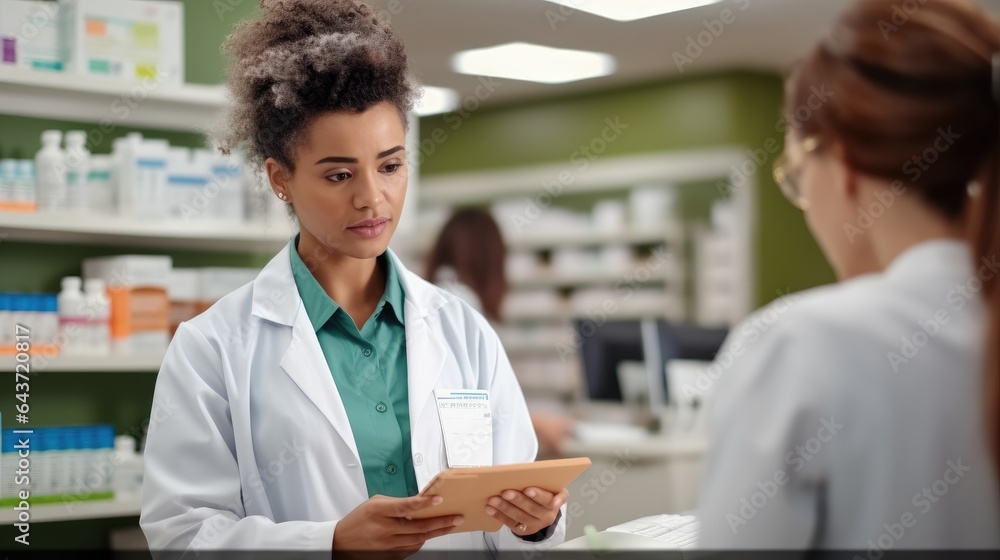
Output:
[{"xmin": 696, "ymin": 0, "xmax": 1000, "ymax": 549}]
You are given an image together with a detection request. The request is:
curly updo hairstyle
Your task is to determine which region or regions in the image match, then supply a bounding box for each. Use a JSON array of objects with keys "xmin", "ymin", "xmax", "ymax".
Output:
[{"xmin": 210, "ymin": 0, "xmax": 418, "ymax": 173}]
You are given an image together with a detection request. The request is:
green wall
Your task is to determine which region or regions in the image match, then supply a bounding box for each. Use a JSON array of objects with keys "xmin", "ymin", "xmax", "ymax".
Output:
[{"xmin": 417, "ymin": 71, "xmax": 835, "ymax": 307}]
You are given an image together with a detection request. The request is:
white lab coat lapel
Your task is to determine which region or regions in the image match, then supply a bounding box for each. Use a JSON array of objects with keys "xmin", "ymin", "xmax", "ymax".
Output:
[
  {"xmin": 252, "ymin": 242, "xmax": 361, "ymax": 465},
  {"xmin": 388, "ymin": 250, "xmax": 449, "ymax": 428}
]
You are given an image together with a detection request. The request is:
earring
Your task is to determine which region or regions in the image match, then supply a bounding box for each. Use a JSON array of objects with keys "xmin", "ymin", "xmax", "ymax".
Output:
[{"xmin": 277, "ymin": 192, "xmax": 287, "ymax": 200}]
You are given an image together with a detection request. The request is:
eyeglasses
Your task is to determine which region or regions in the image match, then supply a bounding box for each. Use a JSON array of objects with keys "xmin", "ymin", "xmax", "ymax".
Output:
[{"xmin": 772, "ymin": 136, "xmax": 820, "ymax": 210}]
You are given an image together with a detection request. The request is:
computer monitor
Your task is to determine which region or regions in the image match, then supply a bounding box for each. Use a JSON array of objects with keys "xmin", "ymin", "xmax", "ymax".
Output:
[
  {"xmin": 574, "ymin": 320, "xmax": 644, "ymax": 402},
  {"xmin": 574, "ymin": 319, "xmax": 729, "ymax": 405}
]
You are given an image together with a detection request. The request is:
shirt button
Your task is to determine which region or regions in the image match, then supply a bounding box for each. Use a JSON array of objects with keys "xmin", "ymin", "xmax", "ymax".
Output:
[
  {"xmin": 362, "ymin": 348, "xmax": 372, "ymax": 357},
  {"xmin": 386, "ymin": 464, "xmax": 397, "ymax": 475},
  {"xmin": 375, "ymin": 402, "xmax": 387, "ymax": 413},
  {"xmin": 414, "ymin": 452, "xmax": 423, "ymax": 466}
]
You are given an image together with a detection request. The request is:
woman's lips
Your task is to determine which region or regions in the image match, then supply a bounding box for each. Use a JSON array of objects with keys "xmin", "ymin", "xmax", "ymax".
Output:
[{"xmin": 347, "ymin": 219, "xmax": 389, "ymax": 239}]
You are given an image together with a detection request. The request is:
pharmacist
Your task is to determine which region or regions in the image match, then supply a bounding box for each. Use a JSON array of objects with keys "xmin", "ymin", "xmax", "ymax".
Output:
[{"xmin": 139, "ymin": 0, "xmax": 566, "ymax": 555}]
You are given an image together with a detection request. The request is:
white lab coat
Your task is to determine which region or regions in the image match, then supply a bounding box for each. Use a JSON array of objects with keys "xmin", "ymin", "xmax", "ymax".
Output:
[
  {"xmin": 696, "ymin": 240, "xmax": 1000, "ymax": 549},
  {"xmin": 140, "ymin": 242, "xmax": 566, "ymax": 554}
]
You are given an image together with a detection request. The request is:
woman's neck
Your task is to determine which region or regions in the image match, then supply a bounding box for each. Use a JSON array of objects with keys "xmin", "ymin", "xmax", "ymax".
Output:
[
  {"xmin": 298, "ymin": 231, "xmax": 385, "ymax": 329},
  {"xmin": 866, "ymin": 193, "xmax": 965, "ymax": 270}
]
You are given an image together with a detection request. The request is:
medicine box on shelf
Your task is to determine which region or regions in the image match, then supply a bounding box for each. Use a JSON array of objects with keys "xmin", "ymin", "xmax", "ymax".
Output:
[{"xmin": 61, "ymin": 0, "xmax": 184, "ymax": 85}]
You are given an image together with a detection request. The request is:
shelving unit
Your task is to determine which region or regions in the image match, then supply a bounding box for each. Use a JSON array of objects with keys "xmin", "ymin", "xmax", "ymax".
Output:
[
  {"xmin": 0, "ymin": 211, "xmax": 295, "ymax": 252},
  {"xmin": 419, "ymin": 148, "xmax": 756, "ymax": 399},
  {"xmin": 0, "ymin": 353, "xmax": 163, "ymax": 373},
  {"xmin": 0, "ymin": 67, "xmax": 227, "ymax": 132},
  {"xmin": 504, "ymin": 304, "xmax": 687, "ymax": 324},
  {"xmin": 504, "ymin": 226, "xmax": 682, "ymax": 251},
  {"xmin": 0, "ymin": 496, "xmax": 142, "ymax": 524},
  {"xmin": 509, "ymin": 266, "xmax": 679, "ymax": 290}
]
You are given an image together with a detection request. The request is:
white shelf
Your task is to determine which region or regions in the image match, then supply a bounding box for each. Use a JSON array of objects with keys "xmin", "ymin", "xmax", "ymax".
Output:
[
  {"xmin": 505, "ymin": 307, "xmax": 683, "ymax": 324},
  {"xmin": 0, "ymin": 67, "xmax": 227, "ymax": 132},
  {"xmin": 506, "ymin": 227, "xmax": 682, "ymax": 251},
  {"xmin": 421, "ymin": 148, "xmax": 745, "ymax": 206},
  {"xmin": 510, "ymin": 269, "xmax": 676, "ymax": 289},
  {"xmin": 502, "ymin": 339, "xmax": 564, "ymax": 356},
  {"xmin": 416, "ymin": 227, "xmax": 682, "ymax": 254},
  {"xmin": 0, "ymin": 353, "xmax": 163, "ymax": 373},
  {"xmin": 0, "ymin": 211, "xmax": 295, "ymax": 252},
  {"xmin": 0, "ymin": 495, "xmax": 142, "ymax": 523}
]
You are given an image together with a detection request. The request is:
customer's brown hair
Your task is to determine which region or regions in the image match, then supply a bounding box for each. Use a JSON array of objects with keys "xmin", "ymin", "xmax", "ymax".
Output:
[{"xmin": 426, "ymin": 209, "xmax": 508, "ymax": 323}]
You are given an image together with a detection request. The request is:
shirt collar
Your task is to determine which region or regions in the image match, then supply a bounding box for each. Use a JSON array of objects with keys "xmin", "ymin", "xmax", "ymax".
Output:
[
  {"xmin": 884, "ymin": 238, "xmax": 971, "ymax": 282},
  {"xmin": 289, "ymin": 233, "xmax": 405, "ymax": 331}
]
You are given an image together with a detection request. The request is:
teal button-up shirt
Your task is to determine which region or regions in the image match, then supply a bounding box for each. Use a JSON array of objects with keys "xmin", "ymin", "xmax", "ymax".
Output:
[{"xmin": 290, "ymin": 236, "xmax": 418, "ymax": 498}]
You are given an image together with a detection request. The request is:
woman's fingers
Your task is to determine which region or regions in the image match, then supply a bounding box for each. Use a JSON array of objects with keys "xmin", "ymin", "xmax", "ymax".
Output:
[
  {"xmin": 390, "ymin": 523, "xmax": 463, "ymax": 548},
  {"xmin": 394, "ymin": 515, "xmax": 464, "ymax": 535},
  {"xmin": 485, "ymin": 503, "xmax": 528, "ymax": 533},
  {"xmin": 495, "ymin": 490, "xmax": 550, "ymax": 519},
  {"xmin": 376, "ymin": 494, "xmax": 444, "ymax": 519}
]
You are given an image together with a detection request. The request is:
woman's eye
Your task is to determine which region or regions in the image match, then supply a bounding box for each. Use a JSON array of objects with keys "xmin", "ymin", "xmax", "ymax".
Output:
[
  {"xmin": 383, "ymin": 162, "xmax": 403, "ymax": 174},
  {"xmin": 328, "ymin": 172, "xmax": 351, "ymax": 182}
]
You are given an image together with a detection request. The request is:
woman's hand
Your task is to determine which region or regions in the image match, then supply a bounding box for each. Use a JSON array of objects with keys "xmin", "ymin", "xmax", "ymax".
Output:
[
  {"xmin": 485, "ymin": 486, "xmax": 568, "ymax": 538},
  {"xmin": 332, "ymin": 494, "xmax": 463, "ymax": 557}
]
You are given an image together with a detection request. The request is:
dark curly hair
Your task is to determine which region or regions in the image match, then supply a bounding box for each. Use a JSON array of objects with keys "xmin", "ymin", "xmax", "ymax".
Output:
[{"xmin": 209, "ymin": 0, "xmax": 418, "ymax": 173}]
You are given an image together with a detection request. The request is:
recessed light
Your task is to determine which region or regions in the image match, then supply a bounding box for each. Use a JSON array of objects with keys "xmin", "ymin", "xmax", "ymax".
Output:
[
  {"xmin": 544, "ymin": 0, "xmax": 726, "ymax": 22},
  {"xmin": 414, "ymin": 85, "xmax": 459, "ymax": 116},
  {"xmin": 452, "ymin": 42, "xmax": 615, "ymax": 84}
]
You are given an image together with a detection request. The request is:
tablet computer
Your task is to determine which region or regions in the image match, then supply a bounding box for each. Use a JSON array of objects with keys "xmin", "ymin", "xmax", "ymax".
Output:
[{"xmin": 409, "ymin": 457, "xmax": 592, "ymax": 533}]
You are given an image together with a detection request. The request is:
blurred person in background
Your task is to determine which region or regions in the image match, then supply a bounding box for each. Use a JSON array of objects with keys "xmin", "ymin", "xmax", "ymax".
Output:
[
  {"xmin": 427, "ymin": 208, "xmax": 575, "ymax": 455},
  {"xmin": 696, "ymin": 0, "xmax": 1000, "ymax": 549}
]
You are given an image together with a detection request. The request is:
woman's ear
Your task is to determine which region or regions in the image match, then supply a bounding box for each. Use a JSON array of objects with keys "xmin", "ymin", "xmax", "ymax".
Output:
[{"xmin": 264, "ymin": 157, "xmax": 291, "ymax": 202}]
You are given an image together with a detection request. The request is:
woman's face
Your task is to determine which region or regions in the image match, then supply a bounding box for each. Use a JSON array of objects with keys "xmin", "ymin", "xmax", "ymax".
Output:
[
  {"xmin": 268, "ymin": 101, "xmax": 408, "ymax": 260},
  {"xmin": 785, "ymin": 133, "xmax": 869, "ymax": 279}
]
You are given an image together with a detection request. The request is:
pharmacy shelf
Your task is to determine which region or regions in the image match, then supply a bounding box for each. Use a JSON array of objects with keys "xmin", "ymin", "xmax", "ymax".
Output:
[
  {"xmin": 509, "ymin": 269, "xmax": 676, "ymax": 290},
  {"xmin": 0, "ymin": 353, "xmax": 163, "ymax": 373},
  {"xmin": 502, "ymin": 339, "xmax": 564, "ymax": 356},
  {"xmin": 0, "ymin": 495, "xmax": 142, "ymax": 524},
  {"xmin": 505, "ymin": 307, "xmax": 685, "ymax": 324},
  {"xmin": 506, "ymin": 227, "xmax": 682, "ymax": 251},
  {"xmin": 0, "ymin": 67, "xmax": 227, "ymax": 132},
  {"xmin": 0, "ymin": 211, "xmax": 295, "ymax": 252},
  {"xmin": 420, "ymin": 148, "xmax": 746, "ymax": 206},
  {"xmin": 415, "ymin": 227, "xmax": 682, "ymax": 254}
]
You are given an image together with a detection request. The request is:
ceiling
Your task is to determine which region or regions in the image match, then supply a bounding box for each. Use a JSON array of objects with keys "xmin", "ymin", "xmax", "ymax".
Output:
[{"xmin": 371, "ymin": 0, "xmax": 1000, "ymax": 108}]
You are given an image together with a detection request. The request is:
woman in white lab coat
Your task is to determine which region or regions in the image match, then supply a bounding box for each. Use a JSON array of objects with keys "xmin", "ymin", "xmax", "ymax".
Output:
[
  {"xmin": 139, "ymin": 0, "xmax": 566, "ymax": 554},
  {"xmin": 696, "ymin": 0, "xmax": 1000, "ymax": 549}
]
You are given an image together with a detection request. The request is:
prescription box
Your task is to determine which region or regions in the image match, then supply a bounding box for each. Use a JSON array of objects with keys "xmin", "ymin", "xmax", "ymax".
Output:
[
  {"xmin": 60, "ymin": 0, "xmax": 183, "ymax": 85},
  {"xmin": 0, "ymin": 0, "xmax": 64, "ymax": 71},
  {"xmin": 83, "ymin": 255, "xmax": 172, "ymax": 354}
]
